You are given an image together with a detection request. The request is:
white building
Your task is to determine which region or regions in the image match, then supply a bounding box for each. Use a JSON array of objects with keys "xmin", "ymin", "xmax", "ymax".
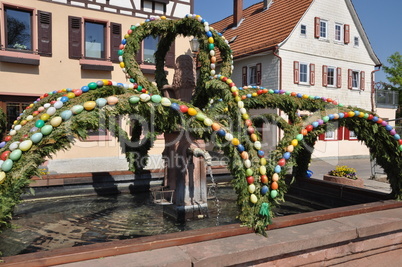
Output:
[{"xmin": 212, "ymin": 0, "xmax": 394, "ymax": 158}]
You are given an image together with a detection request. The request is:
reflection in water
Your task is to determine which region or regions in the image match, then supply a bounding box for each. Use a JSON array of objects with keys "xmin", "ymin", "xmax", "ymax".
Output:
[{"xmin": 0, "ymin": 186, "xmax": 321, "ymax": 257}]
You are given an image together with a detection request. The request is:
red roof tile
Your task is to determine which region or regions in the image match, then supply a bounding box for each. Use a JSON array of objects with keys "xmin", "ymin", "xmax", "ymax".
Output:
[{"xmin": 211, "ymin": 0, "xmax": 313, "ymax": 59}]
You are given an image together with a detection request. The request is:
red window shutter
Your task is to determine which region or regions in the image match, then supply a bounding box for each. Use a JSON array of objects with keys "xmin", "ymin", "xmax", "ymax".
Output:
[
  {"xmin": 338, "ymin": 127, "xmax": 344, "ymax": 140},
  {"xmin": 294, "ymin": 61, "xmax": 299, "ymax": 84},
  {"xmin": 319, "ymin": 133, "xmax": 325, "ymax": 140},
  {"xmin": 68, "ymin": 16, "xmax": 82, "ymax": 59},
  {"xmin": 310, "ymin": 63, "xmax": 315, "ymax": 85},
  {"xmin": 322, "ymin": 65, "xmax": 328, "ymax": 87},
  {"xmin": 38, "ymin": 11, "xmax": 52, "ymax": 56},
  {"xmin": 256, "ymin": 63, "xmax": 262, "ymax": 85},
  {"xmin": 110, "ymin": 23, "xmax": 121, "ymax": 63},
  {"xmin": 360, "ymin": 71, "xmax": 365, "ymax": 90},
  {"xmin": 314, "ymin": 17, "xmax": 320, "ymax": 38},
  {"xmin": 344, "ymin": 24, "xmax": 350, "ymax": 44},
  {"xmin": 242, "ymin": 66, "xmax": 248, "ymax": 86},
  {"xmin": 165, "ymin": 41, "xmax": 176, "ymax": 68},
  {"xmin": 336, "ymin": 67, "xmax": 342, "ymax": 88},
  {"xmin": 348, "ymin": 69, "xmax": 353, "ymax": 89},
  {"xmin": 344, "ymin": 128, "xmax": 350, "ymax": 140}
]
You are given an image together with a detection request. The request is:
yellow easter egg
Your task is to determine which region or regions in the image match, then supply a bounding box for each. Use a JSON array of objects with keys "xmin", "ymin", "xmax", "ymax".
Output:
[
  {"xmin": 231, "ymin": 138, "xmax": 240, "ymax": 146},
  {"xmin": 248, "ymin": 184, "xmax": 256, "ymax": 194},
  {"xmin": 40, "ymin": 113, "xmax": 50, "ymax": 121},
  {"xmin": 84, "ymin": 101, "xmax": 97, "ymax": 111},
  {"xmin": 0, "ymin": 171, "xmax": 5, "ymax": 184},
  {"xmin": 291, "ymin": 139, "xmax": 298, "ymax": 147},
  {"xmin": 187, "ymin": 108, "xmax": 197, "ymax": 116},
  {"xmin": 250, "ymin": 194, "xmax": 258, "ymax": 203},
  {"xmin": 67, "ymin": 92, "xmax": 75, "ymax": 99},
  {"xmin": 50, "ymin": 116, "xmax": 63, "ymax": 127},
  {"xmin": 260, "ymin": 157, "xmax": 267, "ymax": 166},
  {"xmin": 259, "ymin": 166, "xmax": 267, "ymax": 175}
]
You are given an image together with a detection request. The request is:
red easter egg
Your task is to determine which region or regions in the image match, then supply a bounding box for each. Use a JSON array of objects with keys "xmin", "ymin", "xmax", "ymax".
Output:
[
  {"xmin": 246, "ymin": 176, "xmax": 254, "ymax": 184},
  {"xmin": 1, "ymin": 151, "xmax": 11, "ymax": 161},
  {"xmin": 179, "ymin": 105, "xmax": 189, "ymax": 113},
  {"xmin": 278, "ymin": 158, "xmax": 286, "ymax": 167},
  {"xmin": 260, "ymin": 175, "xmax": 268, "ymax": 184},
  {"xmin": 306, "ymin": 125, "xmax": 313, "ymax": 132}
]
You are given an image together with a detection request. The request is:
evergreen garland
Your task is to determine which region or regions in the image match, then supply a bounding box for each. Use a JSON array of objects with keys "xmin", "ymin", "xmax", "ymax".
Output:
[{"xmin": 0, "ymin": 15, "xmax": 401, "ymax": 242}]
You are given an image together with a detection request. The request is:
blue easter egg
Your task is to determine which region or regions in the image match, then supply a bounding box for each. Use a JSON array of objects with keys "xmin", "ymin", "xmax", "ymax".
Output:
[
  {"xmin": 372, "ymin": 116, "xmax": 379, "ymax": 122},
  {"xmin": 274, "ymin": 165, "xmax": 281, "ymax": 173},
  {"xmin": 30, "ymin": 132, "xmax": 43, "ymax": 143},
  {"xmin": 0, "ymin": 142, "xmax": 5, "ymax": 148},
  {"xmin": 257, "ymin": 150, "xmax": 265, "ymax": 158},
  {"xmin": 96, "ymin": 98, "xmax": 107, "ymax": 108},
  {"xmin": 61, "ymin": 110, "xmax": 73, "ymax": 121},
  {"xmin": 60, "ymin": 96, "xmax": 69, "ymax": 103},
  {"xmin": 339, "ymin": 113, "xmax": 345, "ymax": 118},
  {"xmin": 283, "ymin": 152, "xmax": 291, "ymax": 160},
  {"xmin": 170, "ymin": 103, "xmax": 180, "ymax": 111},
  {"xmin": 385, "ymin": 125, "xmax": 393, "ymax": 131},
  {"xmin": 312, "ymin": 121, "xmax": 319, "ymax": 128},
  {"xmin": 394, "ymin": 134, "xmax": 401, "ymax": 140},
  {"xmin": 237, "ymin": 144, "xmax": 245, "ymax": 152},
  {"xmin": 217, "ymin": 129, "xmax": 226, "ymax": 137},
  {"xmin": 81, "ymin": 86, "xmax": 90, "ymax": 92},
  {"xmin": 261, "ymin": 185, "xmax": 269, "ymax": 195}
]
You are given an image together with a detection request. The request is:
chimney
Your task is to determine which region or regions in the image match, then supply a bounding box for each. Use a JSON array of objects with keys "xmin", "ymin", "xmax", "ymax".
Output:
[{"xmin": 233, "ymin": 0, "xmax": 243, "ymax": 26}]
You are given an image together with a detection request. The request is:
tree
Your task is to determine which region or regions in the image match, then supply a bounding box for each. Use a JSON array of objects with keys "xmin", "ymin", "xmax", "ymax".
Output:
[{"xmin": 383, "ymin": 52, "xmax": 402, "ymax": 90}]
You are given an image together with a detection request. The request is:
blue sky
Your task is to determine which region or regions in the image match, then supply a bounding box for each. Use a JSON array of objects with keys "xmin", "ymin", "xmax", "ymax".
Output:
[{"xmin": 194, "ymin": 0, "xmax": 402, "ymax": 84}]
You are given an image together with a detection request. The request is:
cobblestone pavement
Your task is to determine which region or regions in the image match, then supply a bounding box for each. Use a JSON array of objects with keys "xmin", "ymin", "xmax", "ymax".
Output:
[{"xmin": 309, "ymin": 157, "xmax": 391, "ymax": 194}]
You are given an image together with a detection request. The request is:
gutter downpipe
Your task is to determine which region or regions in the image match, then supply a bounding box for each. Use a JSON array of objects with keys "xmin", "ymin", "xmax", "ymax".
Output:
[
  {"xmin": 273, "ymin": 46, "xmax": 283, "ymax": 140},
  {"xmin": 273, "ymin": 45, "xmax": 282, "ymax": 90},
  {"xmin": 371, "ymin": 65, "xmax": 381, "ymax": 113}
]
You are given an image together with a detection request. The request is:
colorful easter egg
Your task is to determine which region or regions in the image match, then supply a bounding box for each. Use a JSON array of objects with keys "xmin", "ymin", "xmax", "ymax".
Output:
[
  {"xmin": 161, "ymin": 97, "xmax": 171, "ymax": 107},
  {"xmin": 248, "ymin": 184, "xmax": 256, "ymax": 193},
  {"xmin": 140, "ymin": 94, "xmax": 151, "ymax": 102},
  {"xmin": 96, "ymin": 98, "xmax": 108, "ymax": 108},
  {"xmin": 83, "ymin": 101, "xmax": 96, "ymax": 111},
  {"xmin": 71, "ymin": 105, "xmax": 84, "ymax": 114},
  {"xmin": 9, "ymin": 149, "xmax": 22, "ymax": 161},
  {"xmin": 0, "ymin": 171, "xmax": 5, "ymax": 184},
  {"xmin": 30, "ymin": 132, "xmax": 43, "ymax": 143},
  {"xmin": 250, "ymin": 194, "xmax": 258, "ymax": 203},
  {"xmin": 50, "ymin": 116, "xmax": 63, "ymax": 127},
  {"xmin": 61, "ymin": 110, "xmax": 73, "ymax": 121},
  {"xmin": 19, "ymin": 140, "xmax": 33, "ymax": 151},
  {"xmin": 9, "ymin": 142, "xmax": 20, "ymax": 151},
  {"xmin": 1, "ymin": 159, "xmax": 13, "ymax": 172},
  {"xmin": 41, "ymin": 125, "xmax": 53, "ymax": 135}
]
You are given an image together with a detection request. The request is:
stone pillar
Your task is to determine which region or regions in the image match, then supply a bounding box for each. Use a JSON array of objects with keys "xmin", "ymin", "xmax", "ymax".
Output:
[{"xmin": 161, "ymin": 54, "xmax": 208, "ymax": 219}]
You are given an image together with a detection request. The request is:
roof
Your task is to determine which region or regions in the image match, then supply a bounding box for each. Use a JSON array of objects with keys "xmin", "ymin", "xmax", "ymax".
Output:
[{"xmin": 211, "ymin": 0, "xmax": 314, "ymax": 59}]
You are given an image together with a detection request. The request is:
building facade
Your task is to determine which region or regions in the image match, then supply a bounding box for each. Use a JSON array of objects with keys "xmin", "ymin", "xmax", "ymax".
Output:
[
  {"xmin": 212, "ymin": 0, "xmax": 394, "ymax": 159},
  {"xmin": 0, "ymin": 0, "xmax": 194, "ymax": 173}
]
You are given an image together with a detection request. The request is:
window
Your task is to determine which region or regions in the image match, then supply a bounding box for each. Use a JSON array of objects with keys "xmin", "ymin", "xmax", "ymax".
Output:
[
  {"xmin": 143, "ymin": 36, "xmax": 159, "ymax": 64},
  {"xmin": 300, "ymin": 24, "xmax": 307, "ymax": 36},
  {"xmin": 0, "ymin": 96, "xmax": 38, "ymax": 129},
  {"xmin": 0, "ymin": 5, "xmax": 51, "ymax": 62},
  {"xmin": 242, "ymin": 63, "xmax": 261, "ymax": 86},
  {"xmin": 299, "ymin": 63, "xmax": 309, "ymax": 84},
  {"xmin": 354, "ymin": 36, "xmax": 359, "ymax": 47},
  {"xmin": 349, "ymin": 130, "xmax": 358, "ymax": 140},
  {"xmin": 5, "ymin": 7, "xmax": 32, "ymax": 51},
  {"xmin": 68, "ymin": 16, "xmax": 121, "ymax": 67},
  {"xmin": 348, "ymin": 69, "xmax": 365, "ymax": 90},
  {"xmin": 325, "ymin": 130, "xmax": 336, "ymax": 140},
  {"xmin": 327, "ymin": 67, "xmax": 335, "ymax": 86},
  {"xmin": 249, "ymin": 66, "xmax": 258, "ymax": 85},
  {"xmin": 85, "ymin": 21, "xmax": 105, "ymax": 59},
  {"xmin": 335, "ymin": 23, "xmax": 343, "ymax": 42},
  {"xmin": 319, "ymin": 20, "xmax": 327, "ymax": 39},
  {"xmin": 141, "ymin": 0, "xmax": 167, "ymax": 14},
  {"xmin": 352, "ymin": 71, "xmax": 359, "ymax": 89}
]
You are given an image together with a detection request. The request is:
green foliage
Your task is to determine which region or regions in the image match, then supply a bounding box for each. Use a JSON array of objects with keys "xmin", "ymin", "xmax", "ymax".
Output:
[{"xmin": 383, "ymin": 52, "xmax": 402, "ymax": 89}]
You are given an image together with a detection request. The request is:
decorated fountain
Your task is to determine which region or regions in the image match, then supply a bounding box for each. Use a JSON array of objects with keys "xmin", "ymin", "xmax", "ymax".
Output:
[{"xmin": 0, "ymin": 14, "xmax": 402, "ymax": 239}]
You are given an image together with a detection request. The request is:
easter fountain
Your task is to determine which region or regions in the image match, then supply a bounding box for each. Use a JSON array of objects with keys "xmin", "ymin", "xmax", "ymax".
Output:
[{"xmin": 1, "ymin": 14, "xmax": 402, "ymax": 265}]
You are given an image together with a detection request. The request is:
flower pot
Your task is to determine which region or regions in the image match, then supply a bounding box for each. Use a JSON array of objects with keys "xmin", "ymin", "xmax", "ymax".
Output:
[{"xmin": 323, "ymin": 174, "xmax": 364, "ymax": 188}]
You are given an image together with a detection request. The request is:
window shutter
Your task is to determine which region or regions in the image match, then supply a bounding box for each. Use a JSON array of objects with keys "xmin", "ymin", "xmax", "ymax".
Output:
[
  {"xmin": 38, "ymin": 11, "xmax": 52, "ymax": 56},
  {"xmin": 344, "ymin": 127, "xmax": 350, "ymax": 140},
  {"xmin": 293, "ymin": 61, "xmax": 299, "ymax": 84},
  {"xmin": 242, "ymin": 66, "xmax": 248, "ymax": 86},
  {"xmin": 344, "ymin": 24, "xmax": 350, "ymax": 44},
  {"xmin": 110, "ymin": 22, "xmax": 121, "ymax": 63},
  {"xmin": 135, "ymin": 41, "xmax": 143, "ymax": 64},
  {"xmin": 336, "ymin": 67, "xmax": 342, "ymax": 88},
  {"xmin": 314, "ymin": 17, "xmax": 320, "ymax": 38},
  {"xmin": 338, "ymin": 127, "xmax": 344, "ymax": 140},
  {"xmin": 256, "ymin": 63, "xmax": 262, "ymax": 85},
  {"xmin": 68, "ymin": 16, "xmax": 82, "ymax": 59},
  {"xmin": 165, "ymin": 41, "xmax": 176, "ymax": 68},
  {"xmin": 360, "ymin": 71, "xmax": 365, "ymax": 90},
  {"xmin": 309, "ymin": 63, "xmax": 315, "ymax": 85},
  {"xmin": 319, "ymin": 133, "xmax": 325, "ymax": 141},
  {"xmin": 322, "ymin": 65, "xmax": 328, "ymax": 87},
  {"xmin": 348, "ymin": 69, "xmax": 353, "ymax": 89}
]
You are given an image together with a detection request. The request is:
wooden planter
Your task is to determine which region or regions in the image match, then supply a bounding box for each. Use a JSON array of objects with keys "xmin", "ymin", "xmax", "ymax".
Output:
[{"xmin": 323, "ymin": 174, "xmax": 364, "ymax": 188}]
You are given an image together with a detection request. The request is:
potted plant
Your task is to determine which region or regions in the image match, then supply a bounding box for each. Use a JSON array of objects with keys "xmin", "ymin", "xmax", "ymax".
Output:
[{"xmin": 323, "ymin": 165, "xmax": 364, "ymax": 188}]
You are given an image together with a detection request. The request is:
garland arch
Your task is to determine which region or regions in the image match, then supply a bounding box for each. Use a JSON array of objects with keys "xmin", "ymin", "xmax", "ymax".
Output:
[{"xmin": 0, "ymin": 14, "xmax": 401, "ymax": 235}]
